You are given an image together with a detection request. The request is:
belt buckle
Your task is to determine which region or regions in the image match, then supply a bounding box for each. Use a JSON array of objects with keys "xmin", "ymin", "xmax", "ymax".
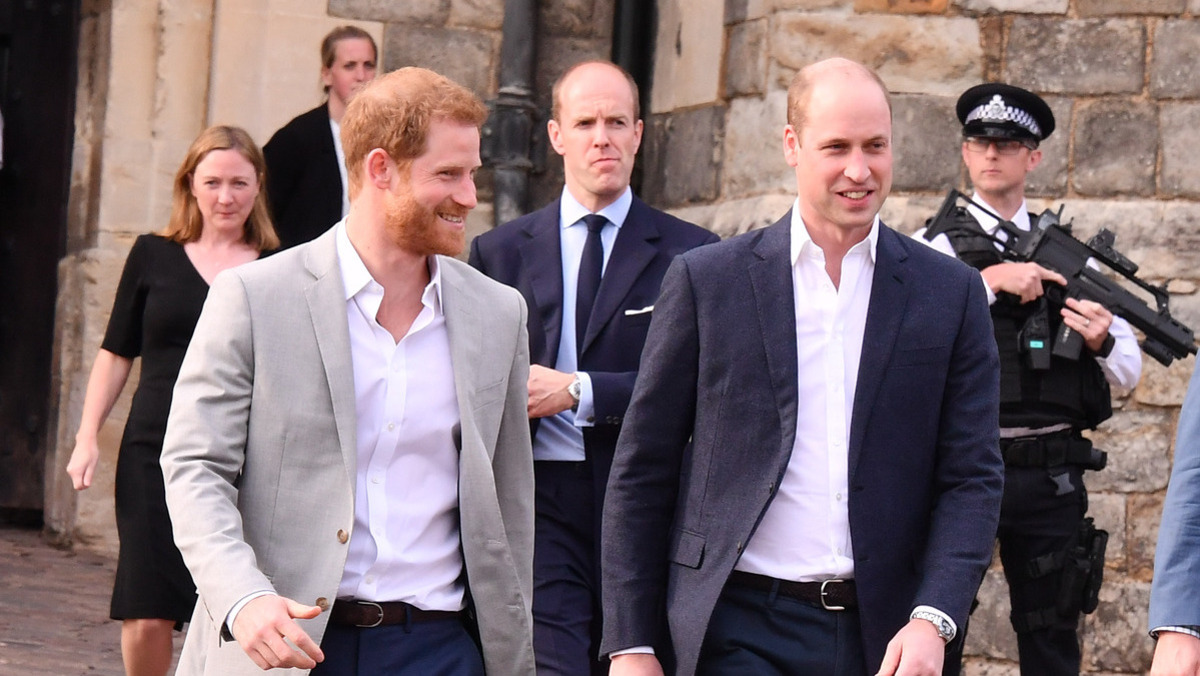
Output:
[
  {"xmin": 355, "ymin": 600, "xmax": 385, "ymax": 628},
  {"xmin": 820, "ymin": 579, "xmax": 846, "ymax": 611}
]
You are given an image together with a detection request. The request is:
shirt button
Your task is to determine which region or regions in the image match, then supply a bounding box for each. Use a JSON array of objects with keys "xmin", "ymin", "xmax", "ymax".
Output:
[
  {"xmin": 337, "ymin": 529, "xmax": 349, "ymax": 544},
  {"xmin": 387, "ymin": 422, "xmax": 395, "ymax": 431},
  {"xmin": 366, "ymin": 575, "xmax": 376, "ymax": 585},
  {"xmin": 371, "ymin": 475, "xmax": 381, "ymax": 485},
  {"xmin": 836, "ymin": 493, "xmax": 843, "ymax": 501}
]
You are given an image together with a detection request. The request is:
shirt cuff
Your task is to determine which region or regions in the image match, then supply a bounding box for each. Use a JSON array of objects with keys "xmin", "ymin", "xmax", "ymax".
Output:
[
  {"xmin": 911, "ymin": 605, "xmax": 957, "ymax": 643},
  {"xmin": 573, "ymin": 371, "xmax": 595, "ymax": 428},
  {"xmin": 1151, "ymin": 626, "xmax": 1200, "ymax": 640},
  {"xmin": 226, "ymin": 590, "xmax": 277, "ymax": 636},
  {"xmin": 610, "ymin": 646, "xmax": 655, "ymax": 658}
]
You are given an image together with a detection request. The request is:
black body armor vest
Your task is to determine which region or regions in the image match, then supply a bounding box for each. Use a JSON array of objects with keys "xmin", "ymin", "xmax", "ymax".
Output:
[{"xmin": 938, "ymin": 207, "xmax": 1112, "ymax": 429}]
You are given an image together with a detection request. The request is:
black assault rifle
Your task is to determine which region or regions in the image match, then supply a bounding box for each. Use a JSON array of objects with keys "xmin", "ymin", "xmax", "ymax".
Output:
[{"xmin": 924, "ymin": 189, "xmax": 1197, "ymax": 367}]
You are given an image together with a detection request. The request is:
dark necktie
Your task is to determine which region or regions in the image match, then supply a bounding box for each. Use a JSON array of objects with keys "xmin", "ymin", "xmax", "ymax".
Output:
[{"xmin": 576, "ymin": 214, "xmax": 607, "ymax": 356}]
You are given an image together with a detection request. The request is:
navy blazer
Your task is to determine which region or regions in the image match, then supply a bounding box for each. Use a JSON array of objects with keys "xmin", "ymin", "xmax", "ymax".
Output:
[
  {"xmin": 600, "ymin": 215, "xmax": 1004, "ymax": 674},
  {"xmin": 263, "ymin": 103, "xmax": 343, "ymax": 249},
  {"xmin": 468, "ymin": 195, "xmax": 718, "ymax": 477}
]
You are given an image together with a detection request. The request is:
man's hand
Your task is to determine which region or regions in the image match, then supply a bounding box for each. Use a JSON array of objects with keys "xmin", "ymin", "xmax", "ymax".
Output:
[
  {"xmin": 527, "ymin": 364, "xmax": 576, "ymax": 419},
  {"xmin": 1061, "ymin": 297, "xmax": 1114, "ymax": 354},
  {"xmin": 230, "ymin": 594, "xmax": 324, "ymax": 670},
  {"xmin": 875, "ymin": 619, "xmax": 945, "ymax": 676},
  {"xmin": 609, "ymin": 653, "xmax": 665, "ymax": 676},
  {"xmin": 1151, "ymin": 631, "xmax": 1200, "ymax": 676},
  {"xmin": 981, "ymin": 261, "xmax": 1067, "ymax": 304}
]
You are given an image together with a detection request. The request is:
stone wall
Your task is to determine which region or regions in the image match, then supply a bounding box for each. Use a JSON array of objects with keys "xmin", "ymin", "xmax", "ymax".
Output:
[
  {"xmin": 48, "ymin": 0, "xmax": 1197, "ymax": 672},
  {"xmin": 652, "ymin": 1, "xmax": 1199, "ymax": 673}
]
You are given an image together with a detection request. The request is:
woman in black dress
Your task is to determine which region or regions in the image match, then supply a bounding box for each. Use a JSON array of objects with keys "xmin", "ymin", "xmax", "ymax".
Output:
[{"xmin": 66, "ymin": 125, "xmax": 279, "ymax": 676}]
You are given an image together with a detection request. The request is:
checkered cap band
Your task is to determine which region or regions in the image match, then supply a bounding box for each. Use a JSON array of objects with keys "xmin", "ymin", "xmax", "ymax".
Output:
[{"xmin": 965, "ymin": 94, "xmax": 1042, "ymax": 138}]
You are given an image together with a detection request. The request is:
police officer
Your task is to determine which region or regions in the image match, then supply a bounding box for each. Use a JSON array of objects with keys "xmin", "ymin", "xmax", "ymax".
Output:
[{"xmin": 916, "ymin": 83, "xmax": 1143, "ymax": 675}]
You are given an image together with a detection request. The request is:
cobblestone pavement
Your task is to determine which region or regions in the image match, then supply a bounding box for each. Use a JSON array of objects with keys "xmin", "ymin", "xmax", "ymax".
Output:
[{"xmin": 0, "ymin": 525, "xmax": 182, "ymax": 675}]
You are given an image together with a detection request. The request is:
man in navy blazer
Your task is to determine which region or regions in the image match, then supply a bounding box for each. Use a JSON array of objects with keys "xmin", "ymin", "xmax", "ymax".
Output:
[
  {"xmin": 263, "ymin": 26, "xmax": 377, "ymax": 248},
  {"xmin": 469, "ymin": 61, "xmax": 718, "ymax": 675},
  {"xmin": 601, "ymin": 58, "xmax": 1003, "ymax": 676},
  {"xmin": 1148, "ymin": 362, "xmax": 1200, "ymax": 675}
]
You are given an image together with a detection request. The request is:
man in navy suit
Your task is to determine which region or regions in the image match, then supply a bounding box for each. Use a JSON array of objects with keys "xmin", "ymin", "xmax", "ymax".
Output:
[
  {"xmin": 600, "ymin": 57, "xmax": 1004, "ymax": 676},
  {"xmin": 469, "ymin": 60, "xmax": 718, "ymax": 675},
  {"xmin": 264, "ymin": 26, "xmax": 377, "ymax": 248},
  {"xmin": 1148, "ymin": 362, "xmax": 1200, "ymax": 676}
]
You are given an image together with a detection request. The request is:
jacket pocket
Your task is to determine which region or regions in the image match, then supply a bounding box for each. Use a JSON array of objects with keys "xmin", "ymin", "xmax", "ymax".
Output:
[{"xmin": 668, "ymin": 528, "xmax": 706, "ymax": 569}]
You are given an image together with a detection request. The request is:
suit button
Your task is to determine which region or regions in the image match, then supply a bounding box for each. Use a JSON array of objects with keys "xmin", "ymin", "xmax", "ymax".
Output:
[
  {"xmin": 315, "ymin": 597, "xmax": 329, "ymax": 611},
  {"xmin": 337, "ymin": 529, "xmax": 349, "ymax": 544},
  {"xmin": 768, "ymin": 482, "xmax": 775, "ymax": 493},
  {"xmin": 587, "ymin": 416, "xmax": 595, "ymax": 423},
  {"xmin": 736, "ymin": 541, "xmax": 743, "ymax": 553}
]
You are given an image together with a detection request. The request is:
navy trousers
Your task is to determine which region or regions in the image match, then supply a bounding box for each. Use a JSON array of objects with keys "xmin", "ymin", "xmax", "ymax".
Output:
[
  {"xmin": 697, "ymin": 580, "xmax": 868, "ymax": 675},
  {"xmin": 532, "ymin": 459, "xmax": 608, "ymax": 676},
  {"xmin": 310, "ymin": 618, "xmax": 484, "ymax": 676}
]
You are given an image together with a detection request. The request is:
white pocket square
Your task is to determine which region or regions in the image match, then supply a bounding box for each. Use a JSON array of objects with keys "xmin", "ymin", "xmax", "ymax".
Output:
[{"xmin": 624, "ymin": 305, "xmax": 654, "ymax": 316}]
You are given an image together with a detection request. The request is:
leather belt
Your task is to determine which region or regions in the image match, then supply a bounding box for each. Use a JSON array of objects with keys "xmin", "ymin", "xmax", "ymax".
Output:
[
  {"xmin": 728, "ymin": 570, "xmax": 857, "ymax": 611},
  {"xmin": 328, "ymin": 599, "xmax": 462, "ymax": 628}
]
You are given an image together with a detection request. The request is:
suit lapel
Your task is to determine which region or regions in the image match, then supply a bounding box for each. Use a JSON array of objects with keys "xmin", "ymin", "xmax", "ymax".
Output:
[
  {"xmin": 302, "ymin": 230, "xmax": 359, "ymax": 482},
  {"xmin": 440, "ymin": 261, "xmax": 483, "ymax": 457},
  {"xmin": 519, "ymin": 203, "xmax": 565, "ymax": 366},
  {"xmin": 748, "ymin": 217, "xmax": 800, "ymax": 468},
  {"xmin": 848, "ymin": 225, "xmax": 911, "ymax": 479},
  {"xmin": 580, "ymin": 197, "xmax": 659, "ymax": 355}
]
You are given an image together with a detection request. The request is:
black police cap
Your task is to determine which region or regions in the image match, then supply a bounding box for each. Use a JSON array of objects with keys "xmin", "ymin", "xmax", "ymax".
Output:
[{"xmin": 956, "ymin": 83, "xmax": 1054, "ymax": 143}]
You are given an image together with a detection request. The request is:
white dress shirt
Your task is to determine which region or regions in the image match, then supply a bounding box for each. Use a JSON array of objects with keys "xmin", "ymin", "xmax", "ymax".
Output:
[
  {"xmin": 736, "ymin": 200, "xmax": 875, "ymax": 583},
  {"xmin": 334, "ymin": 222, "xmax": 465, "ymax": 609},
  {"xmin": 915, "ymin": 194, "xmax": 1141, "ymax": 392},
  {"xmin": 532, "ymin": 186, "xmax": 632, "ymax": 462}
]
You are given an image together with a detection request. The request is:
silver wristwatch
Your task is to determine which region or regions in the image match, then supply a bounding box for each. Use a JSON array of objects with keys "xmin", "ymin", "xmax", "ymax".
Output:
[
  {"xmin": 567, "ymin": 374, "xmax": 582, "ymax": 412},
  {"xmin": 911, "ymin": 610, "xmax": 954, "ymax": 643}
]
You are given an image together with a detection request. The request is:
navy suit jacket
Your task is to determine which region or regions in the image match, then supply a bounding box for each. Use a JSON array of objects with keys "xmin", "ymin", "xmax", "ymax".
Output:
[
  {"xmin": 468, "ymin": 195, "xmax": 718, "ymax": 482},
  {"xmin": 1149, "ymin": 361, "xmax": 1200, "ymax": 632},
  {"xmin": 600, "ymin": 215, "xmax": 1004, "ymax": 674},
  {"xmin": 263, "ymin": 103, "xmax": 343, "ymax": 249}
]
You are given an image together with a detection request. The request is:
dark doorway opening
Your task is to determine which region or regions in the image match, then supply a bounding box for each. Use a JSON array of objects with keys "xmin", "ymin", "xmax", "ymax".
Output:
[{"xmin": 0, "ymin": 0, "xmax": 79, "ymax": 523}]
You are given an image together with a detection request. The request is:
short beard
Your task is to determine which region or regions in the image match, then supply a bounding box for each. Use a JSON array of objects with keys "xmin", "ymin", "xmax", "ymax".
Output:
[{"xmin": 384, "ymin": 190, "xmax": 466, "ymax": 258}]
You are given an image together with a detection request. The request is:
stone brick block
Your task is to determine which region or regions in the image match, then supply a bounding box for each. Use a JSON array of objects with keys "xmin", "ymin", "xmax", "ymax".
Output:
[
  {"xmin": 641, "ymin": 105, "xmax": 725, "ymax": 207},
  {"xmin": 770, "ymin": 0, "xmax": 848, "ymax": 9},
  {"xmin": 1125, "ymin": 492, "xmax": 1164, "ymax": 582},
  {"xmin": 1135, "ymin": 356, "xmax": 1194, "ymax": 407},
  {"xmin": 330, "ymin": 0, "xmax": 450, "ymax": 23},
  {"xmin": 1072, "ymin": 100, "xmax": 1157, "ymax": 197},
  {"xmin": 1087, "ymin": 491, "xmax": 1126, "ymax": 571},
  {"xmin": 891, "ymin": 94, "xmax": 960, "ymax": 193},
  {"xmin": 651, "ymin": 0, "xmax": 723, "ymax": 112},
  {"xmin": 963, "ymin": 567, "xmax": 1019, "ymax": 661},
  {"xmin": 954, "ymin": 0, "xmax": 1066, "ymax": 12},
  {"xmin": 670, "ymin": 194, "xmax": 795, "ymax": 238},
  {"xmin": 961, "ymin": 661, "xmax": 1020, "ymax": 676},
  {"xmin": 1161, "ymin": 103, "xmax": 1200, "ymax": 198},
  {"xmin": 1087, "ymin": 408, "xmax": 1174, "ymax": 493},
  {"xmin": 383, "ymin": 25, "xmax": 499, "ymax": 98},
  {"xmin": 725, "ymin": 19, "xmax": 767, "ymax": 97},
  {"xmin": 879, "ymin": 194, "xmax": 949, "ymax": 235},
  {"xmin": 1079, "ymin": 0, "xmax": 1185, "ymax": 14},
  {"xmin": 450, "ymin": 0, "xmax": 503, "ymax": 30},
  {"xmin": 771, "ymin": 13, "xmax": 981, "ymax": 96},
  {"xmin": 1080, "ymin": 581, "xmax": 1153, "ymax": 673},
  {"xmin": 721, "ymin": 91, "xmax": 794, "ymax": 199},
  {"xmin": 1154, "ymin": 21, "xmax": 1200, "ymax": 99},
  {"xmin": 1098, "ymin": 200, "xmax": 1200, "ymax": 280},
  {"xmin": 855, "ymin": 0, "xmax": 947, "ymax": 12},
  {"xmin": 1025, "ymin": 97, "xmax": 1072, "ymax": 197},
  {"xmin": 1006, "ymin": 18, "xmax": 1145, "ymax": 95},
  {"xmin": 540, "ymin": 0, "xmax": 610, "ymax": 38}
]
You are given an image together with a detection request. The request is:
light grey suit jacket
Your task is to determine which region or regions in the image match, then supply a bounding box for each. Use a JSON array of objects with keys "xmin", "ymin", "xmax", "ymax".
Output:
[
  {"xmin": 161, "ymin": 228, "xmax": 536, "ymax": 675},
  {"xmin": 1150, "ymin": 361, "xmax": 1200, "ymax": 633}
]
